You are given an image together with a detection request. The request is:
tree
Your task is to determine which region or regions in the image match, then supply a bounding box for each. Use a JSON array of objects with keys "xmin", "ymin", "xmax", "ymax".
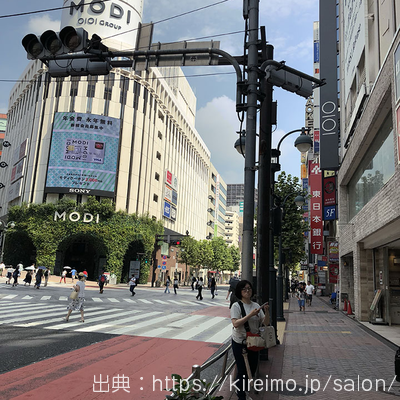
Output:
[
  {"xmin": 197, "ymin": 239, "xmax": 213, "ymax": 271},
  {"xmin": 229, "ymin": 246, "xmax": 241, "ymax": 272},
  {"xmin": 274, "ymin": 172, "xmax": 308, "ymax": 273},
  {"xmin": 208, "ymin": 236, "xmax": 230, "ymax": 271},
  {"xmin": 177, "ymin": 236, "xmax": 199, "ymax": 278}
]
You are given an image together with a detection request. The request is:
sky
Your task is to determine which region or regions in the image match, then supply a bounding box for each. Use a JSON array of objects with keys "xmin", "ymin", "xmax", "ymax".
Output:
[{"xmin": 0, "ymin": 0, "xmax": 319, "ymax": 185}]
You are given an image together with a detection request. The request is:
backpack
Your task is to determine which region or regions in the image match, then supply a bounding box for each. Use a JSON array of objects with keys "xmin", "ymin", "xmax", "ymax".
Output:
[{"xmin": 100, "ymin": 275, "xmax": 106, "ymax": 283}]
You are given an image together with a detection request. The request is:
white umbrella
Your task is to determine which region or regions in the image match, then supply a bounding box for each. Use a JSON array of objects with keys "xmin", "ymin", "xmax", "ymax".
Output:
[
  {"xmin": 25, "ymin": 266, "xmax": 35, "ymax": 271},
  {"xmin": 63, "ymin": 266, "xmax": 71, "ymax": 270}
]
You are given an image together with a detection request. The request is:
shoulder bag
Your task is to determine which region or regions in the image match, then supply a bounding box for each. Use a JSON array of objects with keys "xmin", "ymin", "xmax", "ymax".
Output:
[
  {"xmin": 238, "ymin": 301, "xmax": 266, "ymax": 352},
  {"xmin": 69, "ymin": 290, "xmax": 78, "ymax": 300}
]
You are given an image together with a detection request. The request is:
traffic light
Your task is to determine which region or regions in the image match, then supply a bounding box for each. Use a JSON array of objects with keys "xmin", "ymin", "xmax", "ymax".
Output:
[
  {"xmin": 47, "ymin": 58, "xmax": 111, "ymax": 78},
  {"xmin": 170, "ymin": 240, "xmax": 181, "ymax": 246},
  {"xmin": 22, "ymin": 26, "xmax": 88, "ymax": 60}
]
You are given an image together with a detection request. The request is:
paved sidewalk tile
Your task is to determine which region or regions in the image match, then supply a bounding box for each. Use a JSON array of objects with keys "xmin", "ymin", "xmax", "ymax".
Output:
[{"xmin": 276, "ymin": 296, "xmax": 396, "ymax": 399}]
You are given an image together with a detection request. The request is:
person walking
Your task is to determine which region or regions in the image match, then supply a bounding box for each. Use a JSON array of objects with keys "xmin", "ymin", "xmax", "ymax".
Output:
[
  {"xmin": 226, "ymin": 275, "xmax": 240, "ymax": 309},
  {"xmin": 230, "ymin": 280, "xmax": 269, "ymax": 400},
  {"xmin": 129, "ymin": 274, "xmax": 137, "ymax": 296},
  {"xmin": 196, "ymin": 277, "xmax": 203, "ymax": 300},
  {"xmin": 12, "ymin": 267, "xmax": 20, "ymax": 287},
  {"xmin": 191, "ymin": 274, "xmax": 196, "ymax": 290},
  {"xmin": 296, "ymin": 286, "xmax": 306, "ymax": 312},
  {"xmin": 98, "ymin": 272, "xmax": 107, "ymax": 294},
  {"xmin": 43, "ymin": 268, "xmax": 50, "ymax": 287},
  {"xmin": 173, "ymin": 277, "xmax": 179, "ymax": 294},
  {"xmin": 23, "ymin": 270, "xmax": 33, "ymax": 286},
  {"xmin": 0, "ymin": 261, "xmax": 5, "ymax": 277},
  {"xmin": 34, "ymin": 269, "xmax": 43, "ymax": 289},
  {"xmin": 306, "ymin": 281, "xmax": 315, "ymax": 306},
  {"xmin": 210, "ymin": 274, "xmax": 217, "ymax": 299},
  {"xmin": 164, "ymin": 276, "xmax": 171, "ymax": 294},
  {"xmin": 63, "ymin": 272, "xmax": 86, "ymax": 322},
  {"xmin": 6, "ymin": 267, "xmax": 13, "ymax": 284},
  {"xmin": 71, "ymin": 268, "xmax": 77, "ymax": 282},
  {"xmin": 60, "ymin": 269, "xmax": 67, "ymax": 284}
]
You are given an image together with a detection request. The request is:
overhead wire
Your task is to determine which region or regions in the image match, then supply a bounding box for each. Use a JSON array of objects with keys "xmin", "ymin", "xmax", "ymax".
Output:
[{"xmin": 0, "ymin": 0, "xmax": 113, "ymax": 20}]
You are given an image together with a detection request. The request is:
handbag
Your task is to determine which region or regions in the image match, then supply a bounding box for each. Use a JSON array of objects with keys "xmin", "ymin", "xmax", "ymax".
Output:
[
  {"xmin": 69, "ymin": 290, "xmax": 78, "ymax": 300},
  {"xmin": 238, "ymin": 301, "xmax": 266, "ymax": 352},
  {"xmin": 261, "ymin": 325, "xmax": 277, "ymax": 348}
]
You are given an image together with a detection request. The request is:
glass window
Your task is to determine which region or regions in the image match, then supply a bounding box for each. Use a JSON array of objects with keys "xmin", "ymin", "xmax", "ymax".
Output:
[{"xmin": 348, "ymin": 112, "xmax": 395, "ymax": 219}]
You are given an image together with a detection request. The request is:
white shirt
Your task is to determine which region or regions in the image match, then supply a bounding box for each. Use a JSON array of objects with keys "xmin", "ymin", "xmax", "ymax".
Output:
[
  {"xmin": 306, "ymin": 284, "xmax": 315, "ymax": 295},
  {"xmin": 230, "ymin": 301, "xmax": 264, "ymax": 344},
  {"xmin": 76, "ymin": 280, "xmax": 85, "ymax": 298}
]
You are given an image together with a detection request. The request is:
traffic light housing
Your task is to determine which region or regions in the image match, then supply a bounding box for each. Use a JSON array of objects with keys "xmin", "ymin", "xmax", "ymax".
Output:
[
  {"xmin": 170, "ymin": 240, "xmax": 180, "ymax": 246},
  {"xmin": 22, "ymin": 27, "xmax": 88, "ymax": 60}
]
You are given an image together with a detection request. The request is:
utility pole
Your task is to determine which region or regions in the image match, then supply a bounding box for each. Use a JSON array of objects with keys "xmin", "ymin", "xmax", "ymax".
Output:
[{"xmin": 241, "ymin": 0, "xmax": 260, "ymax": 282}]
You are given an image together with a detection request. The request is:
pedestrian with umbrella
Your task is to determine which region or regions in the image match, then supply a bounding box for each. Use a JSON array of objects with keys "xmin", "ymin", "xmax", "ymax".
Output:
[{"xmin": 60, "ymin": 269, "xmax": 67, "ymax": 284}]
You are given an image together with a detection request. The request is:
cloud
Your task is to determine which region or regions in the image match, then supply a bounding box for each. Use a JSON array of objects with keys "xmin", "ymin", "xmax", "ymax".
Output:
[
  {"xmin": 196, "ymin": 95, "xmax": 244, "ymax": 183},
  {"xmin": 27, "ymin": 15, "xmax": 61, "ymax": 35}
]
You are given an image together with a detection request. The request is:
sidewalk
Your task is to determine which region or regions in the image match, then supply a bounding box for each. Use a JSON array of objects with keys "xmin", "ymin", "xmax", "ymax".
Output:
[{"xmin": 219, "ymin": 295, "xmax": 399, "ymax": 399}]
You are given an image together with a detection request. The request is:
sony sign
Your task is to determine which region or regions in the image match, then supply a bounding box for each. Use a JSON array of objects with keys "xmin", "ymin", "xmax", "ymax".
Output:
[
  {"xmin": 54, "ymin": 211, "xmax": 100, "ymax": 224},
  {"xmin": 61, "ymin": 0, "xmax": 143, "ymax": 51}
]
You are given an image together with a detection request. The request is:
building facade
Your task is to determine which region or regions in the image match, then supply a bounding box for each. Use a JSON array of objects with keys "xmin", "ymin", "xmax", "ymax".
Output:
[
  {"xmin": 337, "ymin": 0, "xmax": 400, "ymax": 323},
  {"xmin": 0, "ymin": 0, "xmax": 230, "ymax": 279}
]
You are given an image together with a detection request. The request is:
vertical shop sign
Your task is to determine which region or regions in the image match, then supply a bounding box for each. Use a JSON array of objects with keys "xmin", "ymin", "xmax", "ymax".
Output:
[{"xmin": 309, "ymin": 161, "xmax": 323, "ymax": 254}]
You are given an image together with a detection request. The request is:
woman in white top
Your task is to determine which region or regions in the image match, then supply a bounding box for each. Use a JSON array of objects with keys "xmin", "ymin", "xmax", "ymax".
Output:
[
  {"xmin": 230, "ymin": 280, "xmax": 269, "ymax": 400},
  {"xmin": 64, "ymin": 272, "xmax": 86, "ymax": 322},
  {"xmin": 195, "ymin": 277, "xmax": 204, "ymax": 300}
]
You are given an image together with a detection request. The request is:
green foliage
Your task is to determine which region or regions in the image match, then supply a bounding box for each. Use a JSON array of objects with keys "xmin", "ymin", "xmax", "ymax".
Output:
[
  {"xmin": 5, "ymin": 197, "xmax": 163, "ymax": 281},
  {"xmin": 177, "ymin": 236, "xmax": 239, "ymax": 275},
  {"xmin": 274, "ymin": 172, "xmax": 309, "ymax": 273},
  {"xmin": 229, "ymin": 246, "xmax": 241, "ymax": 271}
]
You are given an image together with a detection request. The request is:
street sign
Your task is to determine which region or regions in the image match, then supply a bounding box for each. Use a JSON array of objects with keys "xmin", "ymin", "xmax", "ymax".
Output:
[
  {"xmin": 157, "ymin": 265, "xmax": 161, "ymax": 269},
  {"xmin": 133, "ymin": 41, "xmax": 220, "ymax": 70},
  {"xmin": 162, "ymin": 265, "xmax": 166, "ymax": 270}
]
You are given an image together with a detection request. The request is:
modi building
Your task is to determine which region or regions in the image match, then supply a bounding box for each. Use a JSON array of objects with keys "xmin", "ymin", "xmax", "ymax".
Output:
[{"xmin": 0, "ymin": 0, "xmax": 222, "ymax": 282}]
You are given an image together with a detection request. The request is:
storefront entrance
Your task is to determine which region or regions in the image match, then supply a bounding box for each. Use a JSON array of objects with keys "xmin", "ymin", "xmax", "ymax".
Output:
[{"xmin": 56, "ymin": 234, "xmax": 106, "ymax": 280}]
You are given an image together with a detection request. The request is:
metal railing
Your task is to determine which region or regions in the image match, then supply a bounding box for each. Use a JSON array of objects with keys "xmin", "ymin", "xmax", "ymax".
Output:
[{"xmin": 165, "ymin": 343, "xmax": 235, "ymax": 399}]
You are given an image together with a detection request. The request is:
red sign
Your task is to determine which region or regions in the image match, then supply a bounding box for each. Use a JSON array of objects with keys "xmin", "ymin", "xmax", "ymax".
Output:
[
  {"xmin": 329, "ymin": 264, "xmax": 339, "ymax": 283},
  {"xmin": 323, "ymin": 176, "xmax": 336, "ymax": 206},
  {"xmin": 166, "ymin": 170, "xmax": 172, "ymax": 185},
  {"xmin": 309, "ymin": 161, "xmax": 323, "ymax": 254}
]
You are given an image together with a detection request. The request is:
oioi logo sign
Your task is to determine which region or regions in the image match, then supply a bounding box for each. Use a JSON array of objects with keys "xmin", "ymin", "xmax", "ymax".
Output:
[{"xmin": 62, "ymin": 0, "xmax": 143, "ymax": 50}]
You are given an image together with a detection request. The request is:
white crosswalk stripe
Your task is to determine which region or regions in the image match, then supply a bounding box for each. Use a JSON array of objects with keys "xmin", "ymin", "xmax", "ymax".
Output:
[
  {"xmin": 107, "ymin": 298, "xmax": 120, "ymax": 303},
  {"xmin": 137, "ymin": 299, "xmax": 152, "ymax": 304},
  {"xmin": 123, "ymin": 299, "xmax": 136, "ymax": 303},
  {"xmin": 0, "ymin": 293, "xmax": 227, "ymax": 308},
  {"xmin": 0, "ymin": 295, "xmax": 231, "ymax": 343}
]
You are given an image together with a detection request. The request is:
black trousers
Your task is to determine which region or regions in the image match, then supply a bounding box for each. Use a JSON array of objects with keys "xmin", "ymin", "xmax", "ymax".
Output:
[
  {"xmin": 196, "ymin": 286, "xmax": 203, "ymax": 300},
  {"xmin": 231, "ymin": 339, "xmax": 259, "ymax": 399}
]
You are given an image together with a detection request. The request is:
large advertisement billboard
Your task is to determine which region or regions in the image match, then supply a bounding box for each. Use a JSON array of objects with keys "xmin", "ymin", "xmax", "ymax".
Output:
[{"xmin": 45, "ymin": 112, "xmax": 120, "ymax": 197}]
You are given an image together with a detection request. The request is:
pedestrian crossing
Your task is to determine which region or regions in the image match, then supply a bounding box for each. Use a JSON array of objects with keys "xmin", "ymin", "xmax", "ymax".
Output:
[
  {"xmin": 0, "ymin": 293, "xmax": 224, "ymax": 307},
  {"xmin": 0, "ymin": 300, "xmax": 232, "ymax": 343}
]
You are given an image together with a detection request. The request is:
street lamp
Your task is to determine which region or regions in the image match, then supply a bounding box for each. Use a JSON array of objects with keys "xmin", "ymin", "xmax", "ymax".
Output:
[
  {"xmin": 276, "ymin": 193, "xmax": 305, "ymax": 321},
  {"xmin": 269, "ymin": 127, "xmax": 311, "ymax": 333},
  {"xmin": 0, "ymin": 221, "xmax": 16, "ymax": 263}
]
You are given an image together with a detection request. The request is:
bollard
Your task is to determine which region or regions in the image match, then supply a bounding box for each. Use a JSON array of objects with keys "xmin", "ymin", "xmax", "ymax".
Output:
[{"xmin": 343, "ymin": 299, "xmax": 348, "ymax": 312}]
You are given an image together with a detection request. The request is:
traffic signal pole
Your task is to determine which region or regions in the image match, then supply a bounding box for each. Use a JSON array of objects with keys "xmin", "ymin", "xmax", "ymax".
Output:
[{"xmin": 241, "ymin": 0, "xmax": 260, "ymax": 283}]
